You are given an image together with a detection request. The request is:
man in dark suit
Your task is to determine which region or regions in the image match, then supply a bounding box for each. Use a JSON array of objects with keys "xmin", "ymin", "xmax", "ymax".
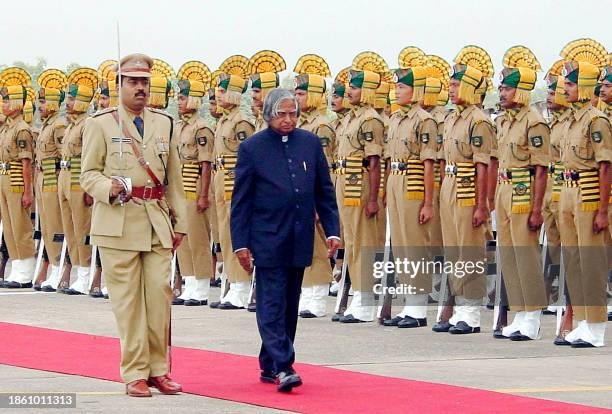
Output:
[{"xmin": 230, "ymin": 88, "xmax": 341, "ymax": 392}]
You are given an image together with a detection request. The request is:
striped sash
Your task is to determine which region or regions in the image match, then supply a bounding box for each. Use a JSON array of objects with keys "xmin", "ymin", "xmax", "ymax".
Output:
[
  {"xmin": 41, "ymin": 158, "xmax": 59, "ymax": 192},
  {"xmin": 433, "ymin": 160, "xmax": 441, "ymax": 189},
  {"xmin": 9, "ymin": 161, "xmax": 24, "ymax": 193},
  {"xmin": 551, "ymin": 163, "xmax": 564, "ymax": 202},
  {"xmin": 577, "ymin": 170, "xmax": 600, "ymax": 212},
  {"xmin": 341, "ymin": 156, "xmax": 364, "ymax": 207},
  {"xmin": 220, "ymin": 154, "xmax": 238, "ymax": 201},
  {"xmin": 510, "ymin": 167, "xmax": 532, "ymax": 214},
  {"xmin": 405, "ymin": 160, "xmax": 425, "ymax": 200},
  {"xmin": 455, "ymin": 162, "xmax": 476, "ymax": 207},
  {"xmin": 182, "ymin": 163, "xmax": 200, "ymax": 200},
  {"xmin": 70, "ymin": 156, "xmax": 82, "ymax": 191}
]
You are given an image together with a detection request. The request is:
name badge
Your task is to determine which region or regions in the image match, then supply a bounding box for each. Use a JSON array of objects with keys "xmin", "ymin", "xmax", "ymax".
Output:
[{"xmin": 111, "ymin": 137, "xmax": 132, "ymax": 144}]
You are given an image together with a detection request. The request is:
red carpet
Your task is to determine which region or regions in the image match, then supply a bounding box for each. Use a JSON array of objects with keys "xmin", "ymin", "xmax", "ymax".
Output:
[{"xmin": 0, "ymin": 322, "xmax": 609, "ymax": 413}]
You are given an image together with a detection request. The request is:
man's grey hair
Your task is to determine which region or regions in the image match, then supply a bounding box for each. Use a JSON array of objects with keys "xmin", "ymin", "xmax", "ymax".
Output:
[{"xmin": 262, "ymin": 88, "xmax": 300, "ymax": 123}]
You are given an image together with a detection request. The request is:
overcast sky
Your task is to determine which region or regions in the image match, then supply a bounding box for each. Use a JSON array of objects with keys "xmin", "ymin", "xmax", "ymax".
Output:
[{"xmin": 1, "ymin": 0, "xmax": 609, "ymax": 87}]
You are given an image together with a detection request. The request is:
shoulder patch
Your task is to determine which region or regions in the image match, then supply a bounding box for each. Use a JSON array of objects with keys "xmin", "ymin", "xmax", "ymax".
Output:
[
  {"xmin": 421, "ymin": 133, "xmax": 429, "ymax": 144},
  {"xmin": 530, "ymin": 135, "xmax": 543, "ymax": 147},
  {"xmin": 591, "ymin": 131, "xmax": 602, "ymax": 143},
  {"xmin": 471, "ymin": 136, "xmax": 483, "ymax": 147}
]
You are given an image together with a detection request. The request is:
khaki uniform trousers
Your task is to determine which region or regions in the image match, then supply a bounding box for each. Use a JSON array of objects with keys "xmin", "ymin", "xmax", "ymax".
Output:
[
  {"xmin": 213, "ymin": 170, "xmax": 250, "ymax": 283},
  {"xmin": 387, "ymin": 174, "xmax": 432, "ymax": 292},
  {"xmin": 58, "ymin": 170, "xmax": 91, "ymax": 267},
  {"xmin": 100, "ymin": 230, "xmax": 172, "ymax": 384},
  {"xmin": 430, "ymin": 186, "xmax": 444, "ymax": 256},
  {"xmin": 35, "ymin": 169, "xmax": 63, "ymax": 265},
  {"xmin": 559, "ymin": 186, "xmax": 608, "ymax": 323},
  {"xmin": 439, "ymin": 176, "xmax": 486, "ymax": 299},
  {"xmin": 209, "ymin": 175, "xmax": 219, "ymax": 246},
  {"xmin": 335, "ymin": 173, "xmax": 379, "ymax": 292},
  {"xmin": 0, "ymin": 174, "xmax": 35, "ymax": 259},
  {"xmin": 542, "ymin": 176, "xmax": 561, "ymax": 265},
  {"xmin": 176, "ymin": 176, "xmax": 213, "ymax": 280},
  {"xmin": 302, "ymin": 222, "xmax": 332, "ymax": 287},
  {"xmin": 495, "ymin": 181, "xmax": 547, "ymax": 311}
]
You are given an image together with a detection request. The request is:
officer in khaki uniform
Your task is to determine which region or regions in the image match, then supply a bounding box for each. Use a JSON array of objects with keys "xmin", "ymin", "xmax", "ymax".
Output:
[
  {"xmin": 496, "ymin": 46, "xmax": 550, "ymax": 341},
  {"xmin": 435, "ymin": 46, "xmax": 494, "ymax": 334},
  {"xmin": 210, "ymin": 55, "xmax": 255, "ymax": 309},
  {"xmin": 336, "ymin": 52, "xmax": 388, "ymax": 323},
  {"xmin": 542, "ymin": 62, "xmax": 571, "ymax": 309},
  {"xmin": 293, "ymin": 54, "xmax": 335, "ymax": 318},
  {"xmin": 81, "ymin": 53, "xmax": 186, "ymax": 396},
  {"xmin": 557, "ymin": 40, "xmax": 611, "ymax": 347},
  {"xmin": 249, "ymin": 50, "xmax": 285, "ymax": 133},
  {"xmin": 0, "ymin": 67, "xmax": 37, "ymax": 288},
  {"xmin": 173, "ymin": 60, "xmax": 215, "ymax": 306},
  {"xmin": 58, "ymin": 68, "xmax": 98, "ymax": 295},
  {"xmin": 35, "ymin": 69, "xmax": 69, "ymax": 291},
  {"xmin": 383, "ymin": 60, "xmax": 438, "ymax": 329}
]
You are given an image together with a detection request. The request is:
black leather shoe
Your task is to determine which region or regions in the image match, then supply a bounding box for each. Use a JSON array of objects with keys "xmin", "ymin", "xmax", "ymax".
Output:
[
  {"xmin": 64, "ymin": 288, "xmax": 84, "ymax": 296},
  {"xmin": 103, "ymin": 293, "xmax": 109, "ymax": 299},
  {"xmin": 210, "ymin": 278, "xmax": 222, "ymax": 288},
  {"xmin": 276, "ymin": 369, "xmax": 302, "ymax": 392},
  {"xmin": 493, "ymin": 329, "xmax": 510, "ymax": 339},
  {"xmin": 218, "ymin": 302, "xmax": 243, "ymax": 310},
  {"xmin": 554, "ymin": 336, "xmax": 571, "ymax": 346},
  {"xmin": 299, "ymin": 310, "xmax": 318, "ymax": 318},
  {"xmin": 542, "ymin": 309, "xmax": 556, "ymax": 315},
  {"xmin": 247, "ymin": 302, "xmax": 257, "ymax": 312},
  {"xmin": 329, "ymin": 290, "xmax": 338, "ymax": 297},
  {"xmin": 184, "ymin": 299, "xmax": 208, "ymax": 306},
  {"xmin": 432, "ymin": 321, "xmax": 452, "ymax": 332},
  {"xmin": 89, "ymin": 289, "xmax": 105, "ymax": 298},
  {"xmin": 41, "ymin": 285, "xmax": 56, "ymax": 292},
  {"xmin": 383, "ymin": 316, "xmax": 403, "ymax": 327},
  {"xmin": 339, "ymin": 314, "xmax": 368, "ymax": 323},
  {"xmin": 209, "ymin": 301, "xmax": 221, "ymax": 308},
  {"xmin": 0, "ymin": 279, "xmax": 5, "ymax": 288},
  {"xmin": 5, "ymin": 281, "xmax": 33, "ymax": 289},
  {"xmin": 33, "ymin": 284, "xmax": 42, "ymax": 291},
  {"xmin": 448, "ymin": 321, "xmax": 480, "ymax": 334},
  {"xmin": 172, "ymin": 297, "xmax": 185, "ymax": 305},
  {"xmin": 509, "ymin": 331, "xmax": 532, "ymax": 341},
  {"xmin": 260, "ymin": 370, "xmax": 276, "ymax": 384},
  {"xmin": 608, "ymin": 312, "xmax": 612, "ymax": 322},
  {"xmin": 331, "ymin": 313, "xmax": 342, "ymax": 322},
  {"xmin": 571, "ymin": 339, "xmax": 595, "ymax": 348},
  {"xmin": 397, "ymin": 316, "xmax": 427, "ymax": 328}
]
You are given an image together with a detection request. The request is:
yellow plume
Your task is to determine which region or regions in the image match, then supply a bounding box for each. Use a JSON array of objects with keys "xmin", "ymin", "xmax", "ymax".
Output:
[
  {"xmin": 249, "ymin": 50, "xmax": 286, "ymax": 74},
  {"xmin": 560, "ymin": 38, "xmax": 608, "ymax": 69},
  {"xmin": 398, "ymin": 46, "xmax": 427, "ymax": 69},
  {"xmin": 503, "ymin": 45, "xmax": 542, "ymax": 71},
  {"xmin": 454, "ymin": 45, "xmax": 494, "ymax": 78},
  {"xmin": 219, "ymin": 55, "xmax": 250, "ymax": 79},
  {"xmin": 352, "ymin": 51, "xmax": 390, "ymax": 77},
  {"xmin": 37, "ymin": 69, "xmax": 67, "ymax": 91},
  {"xmin": 293, "ymin": 54, "xmax": 331, "ymax": 77}
]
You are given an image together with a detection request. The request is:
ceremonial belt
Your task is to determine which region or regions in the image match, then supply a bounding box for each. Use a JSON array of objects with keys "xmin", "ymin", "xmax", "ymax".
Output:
[
  {"xmin": 7, "ymin": 161, "xmax": 24, "ymax": 193},
  {"xmin": 181, "ymin": 163, "xmax": 200, "ymax": 200},
  {"xmin": 69, "ymin": 156, "xmax": 82, "ymax": 191},
  {"xmin": 41, "ymin": 157, "xmax": 60, "ymax": 192},
  {"xmin": 131, "ymin": 185, "xmax": 164, "ymax": 200},
  {"xmin": 60, "ymin": 159, "xmax": 71, "ymax": 170},
  {"xmin": 563, "ymin": 169, "xmax": 600, "ymax": 212},
  {"xmin": 338, "ymin": 156, "xmax": 365, "ymax": 206},
  {"xmin": 111, "ymin": 112, "xmax": 165, "ymax": 198},
  {"xmin": 216, "ymin": 154, "xmax": 237, "ymax": 201},
  {"xmin": 548, "ymin": 162, "xmax": 564, "ymax": 202},
  {"xmin": 434, "ymin": 160, "xmax": 441, "ymax": 189},
  {"xmin": 446, "ymin": 162, "xmax": 476, "ymax": 207},
  {"xmin": 498, "ymin": 167, "xmax": 532, "ymax": 214},
  {"xmin": 390, "ymin": 159, "xmax": 426, "ymax": 200}
]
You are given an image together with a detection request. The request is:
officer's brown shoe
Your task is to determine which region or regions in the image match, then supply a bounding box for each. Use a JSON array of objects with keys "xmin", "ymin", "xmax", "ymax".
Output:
[
  {"xmin": 147, "ymin": 375, "xmax": 182, "ymax": 394},
  {"xmin": 126, "ymin": 380, "xmax": 152, "ymax": 397}
]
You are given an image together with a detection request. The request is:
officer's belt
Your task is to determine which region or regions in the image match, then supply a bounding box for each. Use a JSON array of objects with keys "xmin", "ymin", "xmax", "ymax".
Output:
[
  {"xmin": 498, "ymin": 167, "xmax": 534, "ymax": 182},
  {"xmin": 336, "ymin": 158, "xmax": 369, "ymax": 171},
  {"xmin": 444, "ymin": 162, "xmax": 476, "ymax": 207},
  {"xmin": 60, "ymin": 160, "xmax": 71, "ymax": 170},
  {"xmin": 131, "ymin": 185, "xmax": 165, "ymax": 200},
  {"xmin": 215, "ymin": 154, "xmax": 238, "ymax": 200}
]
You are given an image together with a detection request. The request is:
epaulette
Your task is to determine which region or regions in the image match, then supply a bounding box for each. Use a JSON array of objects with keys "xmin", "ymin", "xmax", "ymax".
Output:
[
  {"xmin": 92, "ymin": 107, "xmax": 118, "ymax": 118},
  {"xmin": 148, "ymin": 107, "xmax": 174, "ymax": 122}
]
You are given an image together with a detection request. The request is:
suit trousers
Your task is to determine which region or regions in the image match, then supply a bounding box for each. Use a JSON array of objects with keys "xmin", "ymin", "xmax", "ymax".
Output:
[
  {"xmin": 99, "ymin": 230, "xmax": 172, "ymax": 384},
  {"xmin": 256, "ymin": 266, "xmax": 304, "ymax": 374}
]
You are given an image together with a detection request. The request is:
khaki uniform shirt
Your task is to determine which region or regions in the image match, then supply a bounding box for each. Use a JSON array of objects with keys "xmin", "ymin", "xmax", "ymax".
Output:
[
  {"xmin": 80, "ymin": 105, "xmax": 187, "ymax": 251},
  {"xmin": 176, "ymin": 113, "xmax": 214, "ymax": 165},
  {"xmin": 561, "ymin": 104, "xmax": 612, "ymax": 171},
  {"xmin": 336, "ymin": 105, "xmax": 384, "ymax": 159},
  {"xmin": 1, "ymin": 115, "xmax": 33, "ymax": 163},
  {"xmin": 36, "ymin": 113, "xmax": 67, "ymax": 163},
  {"xmin": 549, "ymin": 108, "xmax": 572, "ymax": 164},
  {"xmin": 213, "ymin": 106, "xmax": 255, "ymax": 158},
  {"xmin": 386, "ymin": 105, "xmax": 438, "ymax": 162},
  {"xmin": 442, "ymin": 105, "xmax": 493, "ymax": 166},
  {"xmin": 496, "ymin": 106, "xmax": 550, "ymax": 169},
  {"xmin": 61, "ymin": 112, "xmax": 89, "ymax": 160}
]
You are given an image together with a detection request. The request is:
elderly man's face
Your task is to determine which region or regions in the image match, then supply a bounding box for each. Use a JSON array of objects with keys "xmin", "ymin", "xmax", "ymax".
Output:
[{"xmin": 268, "ymin": 99, "xmax": 298, "ymax": 135}]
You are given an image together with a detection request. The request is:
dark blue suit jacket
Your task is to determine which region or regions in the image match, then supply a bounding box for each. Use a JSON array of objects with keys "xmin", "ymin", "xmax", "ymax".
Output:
[{"xmin": 230, "ymin": 127, "xmax": 340, "ymax": 268}]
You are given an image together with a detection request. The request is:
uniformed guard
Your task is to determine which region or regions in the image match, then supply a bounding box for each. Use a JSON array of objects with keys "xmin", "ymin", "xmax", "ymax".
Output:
[
  {"xmin": 382, "ymin": 46, "xmax": 438, "ymax": 328},
  {"xmin": 35, "ymin": 69, "xmax": 69, "ymax": 292},
  {"xmin": 173, "ymin": 60, "xmax": 215, "ymax": 307},
  {"xmin": 97, "ymin": 60, "xmax": 119, "ymax": 110},
  {"xmin": 292, "ymin": 54, "xmax": 335, "ymax": 318},
  {"xmin": 434, "ymin": 45, "xmax": 494, "ymax": 334},
  {"xmin": 147, "ymin": 59, "xmax": 174, "ymax": 110},
  {"xmin": 336, "ymin": 51, "xmax": 388, "ymax": 323},
  {"xmin": 210, "ymin": 55, "xmax": 255, "ymax": 309},
  {"xmin": 0, "ymin": 67, "xmax": 37, "ymax": 288},
  {"xmin": 600, "ymin": 64, "xmax": 611, "ymax": 117},
  {"xmin": 249, "ymin": 50, "xmax": 286, "ymax": 132},
  {"xmin": 57, "ymin": 67, "xmax": 98, "ymax": 295},
  {"xmin": 81, "ymin": 53, "xmax": 186, "ymax": 396},
  {"xmin": 557, "ymin": 39, "xmax": 610, "ymax": 347},
  {"xmin": 495, "ymin": 46, "xmax": 550, "ymax": 341},
  {"xmin": 543, "ymin": 60, "xmax": 571, "ymax": 314}
]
